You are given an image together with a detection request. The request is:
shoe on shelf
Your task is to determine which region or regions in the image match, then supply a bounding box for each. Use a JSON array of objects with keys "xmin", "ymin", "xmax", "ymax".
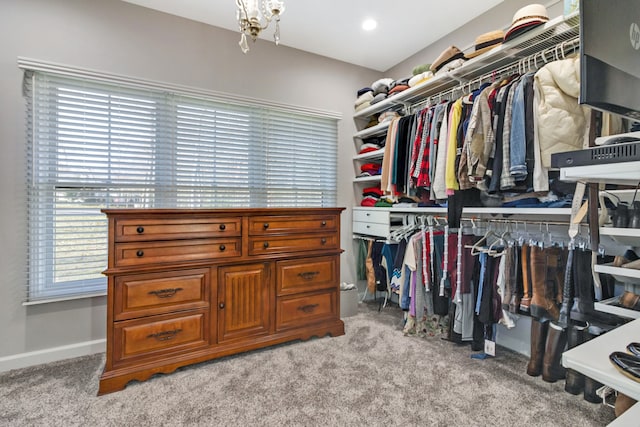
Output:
[
  {"xmin": 613, "ymin": 249, "xmax": 639, "ymax": 267},
  {"xmin": 627, "ymin": 342, "xmax": 640, "ymax": 357},
  {"xmin": 619, "ymin": 291, "xmax": 640, "ymax": 310},
  {"xmin": 609, "ymin": 352, "xmax": 640, "ymax": 382}
]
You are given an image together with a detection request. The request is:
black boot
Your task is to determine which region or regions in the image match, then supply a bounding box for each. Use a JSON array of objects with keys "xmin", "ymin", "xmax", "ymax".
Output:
[
  {"xmin": 571, "ymin": 249, "xmax": 595, "ymax": 316},
  {"xmin": 542, "ymin": 321, "xmax": 567, "ymax": 382},
  {"xmin": 564, "ymin": 321, "xmax": 589, "ymax": 394},
  {"xmin": 582, "ymin": 330, "xmax": 604, "ymax": 403},
  {"xmin": 527, "ymin": 318, "xmax": 549, "ymax": 377},
  {"xmin": 584, "ymin": 376, "xmax": 604, "ymax": 403}
]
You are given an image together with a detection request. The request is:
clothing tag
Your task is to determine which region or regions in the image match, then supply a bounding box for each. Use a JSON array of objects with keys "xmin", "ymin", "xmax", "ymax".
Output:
[{"xmin": 484, "ymin": 339, "xmax": 496, "ymax": 357}]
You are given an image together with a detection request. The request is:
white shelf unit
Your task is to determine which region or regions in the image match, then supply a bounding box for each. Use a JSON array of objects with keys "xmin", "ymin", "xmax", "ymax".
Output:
[
  {"xmin": 600, "ymin": 227, "xmax": 640, "ymax": 247},
  {"xmin": 559, "ymin": 161, "xmax": 640, "ymax": 185}
]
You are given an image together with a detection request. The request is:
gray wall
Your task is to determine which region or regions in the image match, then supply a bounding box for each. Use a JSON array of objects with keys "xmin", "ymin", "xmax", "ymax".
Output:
[
  {"xmin": 0, "ymin": 0, "xmax": 565, "ymax": 368},
  {"xmin": 0, "ymin": 0, "xmax": 380, "ymax": 367}
]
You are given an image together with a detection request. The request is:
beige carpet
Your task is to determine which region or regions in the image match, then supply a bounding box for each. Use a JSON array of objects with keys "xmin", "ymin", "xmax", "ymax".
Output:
[{"xmin": 0, "ymin": 303, "xmax": 615, "ymax": 426}]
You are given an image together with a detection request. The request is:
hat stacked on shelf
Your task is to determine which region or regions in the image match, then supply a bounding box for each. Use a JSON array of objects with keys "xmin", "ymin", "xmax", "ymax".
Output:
[
  {"xmin": 465, "ymin": 30, "xmax": 505, "ymax": 59},
  {"xmin": 504, "ymin": 3, "xmax": 549, "ymax": 42}
]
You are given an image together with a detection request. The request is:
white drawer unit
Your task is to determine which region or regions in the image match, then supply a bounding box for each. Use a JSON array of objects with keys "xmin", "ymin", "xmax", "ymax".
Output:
[
  {"xmin": 352, "ymin": 208, "xmax": 391, "ymax": 238},
  {"xmin": 353, "ymin": 208, "xmax": 390, "ymax": 224}
]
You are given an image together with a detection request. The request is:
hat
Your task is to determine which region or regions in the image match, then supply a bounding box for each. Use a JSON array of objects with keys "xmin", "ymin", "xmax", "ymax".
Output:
[
  {"xmin": 504, "ymin": 4, "xmax": 549, "ymax": 42},
  {"xmin": 430, "ymin": 46, "xmax": 465, "ymax": 73},
  {"xmin": 465, "ymin": 30, "xmax": 505, "ymax": 59}
]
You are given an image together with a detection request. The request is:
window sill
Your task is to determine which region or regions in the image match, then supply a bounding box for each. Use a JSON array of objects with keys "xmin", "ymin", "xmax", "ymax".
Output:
[{"xmin": 22, "ymin": 291, "xmax": 107, "ymax": 306}]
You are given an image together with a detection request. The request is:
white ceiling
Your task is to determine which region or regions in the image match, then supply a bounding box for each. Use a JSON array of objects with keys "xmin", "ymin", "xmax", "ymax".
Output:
[{"xmin": 122, "ymin": 0, "xmax": 504, "ymax": 72}]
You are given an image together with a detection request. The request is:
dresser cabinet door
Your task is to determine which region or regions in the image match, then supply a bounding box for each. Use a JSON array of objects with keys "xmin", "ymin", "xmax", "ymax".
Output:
[{"xmin": 217, "ymin": 263, "xmax": 271, "ymax": 342}]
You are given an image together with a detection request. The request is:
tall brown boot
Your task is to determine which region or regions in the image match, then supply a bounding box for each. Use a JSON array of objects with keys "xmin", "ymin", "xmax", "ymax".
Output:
[
  {"xmin": 542, "ymin": 321, "xmax": 567, "ymax": 382},
  {"xmin": 529, "ymin": 246, "xmax": 563, "ymax": 321},
  {"xmin": 520, "ymin": 244, "xmax": 532, "ymax": 313},
  {"xmin": 527, "ymin": 318, "xmax": 549, "ymax": 377},
  {"xmin": 564, "ymin": 321, "xmax": 589, "ymax": 394}
]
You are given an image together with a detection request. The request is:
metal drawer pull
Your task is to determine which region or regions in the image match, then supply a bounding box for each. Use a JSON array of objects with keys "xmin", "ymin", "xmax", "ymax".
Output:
[
  {"xmin": 320, "ymin": 238, "xmax": 327, "ymax": 244},
  {"xmin": 263, "ymin": 242, "xmax": 269, "ymax": 248},
  {"xmin": 147, "ymin": 329, "xmax": 182, "ymax": 341},
  {"xmin": 136, "ymin": 226, "xmax": 144, "ymax": 233},
  {"xmin": 148, "ymin": 287, "xmax": 183, "ymax": 298},
  {"xmin": 263, "ymin": 223, "xmax": 269, "ymax": 229},
  {"xmin": 219, "ymin": 244, "xmax": 226, "ymax": 251},
  {"xmin": 298, "ymin": 271, "xmax": 319, "ymax": 280},
  {"xmin": 219, "ymin": 224, "xmax": 226, "ymax": 231},
  {"xmin": 136, "ymin": 250, "xmax": 144, "ymax": 257},
  {"xmin": 297, "ymin": 304, "xmax": 319, "ymax": 313},
  {"xmin": 321, "ymin": 221, "xmax": 327, "ymax": 227}
]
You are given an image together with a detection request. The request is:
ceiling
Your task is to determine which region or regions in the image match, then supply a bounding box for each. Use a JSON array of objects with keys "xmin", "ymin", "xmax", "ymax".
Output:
[{"xmin": 122, "ymin": 0, "xmax": 504, "ymax": 72}]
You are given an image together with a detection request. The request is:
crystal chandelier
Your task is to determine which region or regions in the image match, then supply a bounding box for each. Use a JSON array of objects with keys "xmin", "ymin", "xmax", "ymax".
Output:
[{"xmin": 236, "ymin": 0, "xmax": 285, "ymax": 54}]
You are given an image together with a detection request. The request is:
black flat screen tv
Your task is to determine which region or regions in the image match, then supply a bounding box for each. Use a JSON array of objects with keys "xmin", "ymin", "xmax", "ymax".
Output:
[{"xmin": 579, "ymin": 0, "xmax": 640, "ymax": 120}]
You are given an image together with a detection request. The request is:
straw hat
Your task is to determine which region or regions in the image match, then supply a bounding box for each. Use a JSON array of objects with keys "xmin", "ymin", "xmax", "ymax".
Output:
[{"xmin": 465, "ymin": 30, "xmax": 505, "ymax": 59}]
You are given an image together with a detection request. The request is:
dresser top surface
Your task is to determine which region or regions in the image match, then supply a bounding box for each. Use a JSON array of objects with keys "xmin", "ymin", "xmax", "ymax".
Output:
[{"xmin": 102, "ymin": 207, "xmax": 345, "ymax": 216}]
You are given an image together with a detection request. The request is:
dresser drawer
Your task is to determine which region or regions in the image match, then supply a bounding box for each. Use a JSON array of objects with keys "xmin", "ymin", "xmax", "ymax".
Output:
[
  {"xmin": 249, "ymin": 234, "xmax": 338, "ymax": 256},
  {"xmin": 248, "ymin": 214, "xmax": 338, "ymax": 235},
  {"xmin": 353, "ymin": 221, "xmax": 390, "ymax": 238},
  {"xmin": 113, "ymin": 268, "xmax": 210, "ymax": 321},
  {"xmin": 277, "ymin": 256, "xmax": 338, "ymax": 296},
  {"xmin": 353, "ymin": 208, "xmax": 390, "ymax": 224},
  {"xmin": 276, "ymin": 291, "xmax": 337, "ymax": 331},
  {"xmin": 114, "ymin": 217, "xmax": 241, "ymax": 242},
  {"xmin": 113, "ymin": 310, "xmax": 208, "ymax": 363},
  {"xmin": 114, "ymin": 238, "xmax": 241, "ymax": 267}
]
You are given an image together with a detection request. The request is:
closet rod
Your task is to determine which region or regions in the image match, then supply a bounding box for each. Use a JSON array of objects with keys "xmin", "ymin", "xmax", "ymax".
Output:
[
  {"xmin": 486, "ymin": 218, "xmax": 584, "ymax": 227},
  {"xmin": 408, "ymin": 36, "xmax": 580, "ymax": 113}
]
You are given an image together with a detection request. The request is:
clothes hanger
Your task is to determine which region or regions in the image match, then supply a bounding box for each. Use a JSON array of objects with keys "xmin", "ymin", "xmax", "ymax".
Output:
[{"xmin": 468, "ymin": 223, "xmax": 497, "ymax": 256}]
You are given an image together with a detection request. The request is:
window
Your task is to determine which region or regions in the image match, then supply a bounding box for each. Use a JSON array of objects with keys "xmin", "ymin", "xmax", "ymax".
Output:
[{"xmin": 24, "ymin": 69, "xmax": 338, "ymax": 302}]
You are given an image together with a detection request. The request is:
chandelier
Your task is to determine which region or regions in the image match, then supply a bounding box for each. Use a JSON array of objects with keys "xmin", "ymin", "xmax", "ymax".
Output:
[{"xmin": 236, "ymin": 0, "xmax": 285, "ymax": 54}]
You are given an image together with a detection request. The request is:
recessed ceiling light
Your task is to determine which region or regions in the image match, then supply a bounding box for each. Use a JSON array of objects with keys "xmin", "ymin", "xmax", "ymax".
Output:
[{"xmin": 362, "ymin": 19, "xmax": 377, "ymax": 31}]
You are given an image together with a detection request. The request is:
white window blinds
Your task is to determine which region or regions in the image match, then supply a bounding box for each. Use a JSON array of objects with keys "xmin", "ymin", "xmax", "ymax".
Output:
[{"xmin": 24, "ymin": 69, "xmax": 338, "ymax": 302}]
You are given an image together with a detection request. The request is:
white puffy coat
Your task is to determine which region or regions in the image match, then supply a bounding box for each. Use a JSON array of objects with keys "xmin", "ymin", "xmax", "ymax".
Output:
[{"xmin": 533, "ymin": 56, "xmax": 591, "ymax": 168}]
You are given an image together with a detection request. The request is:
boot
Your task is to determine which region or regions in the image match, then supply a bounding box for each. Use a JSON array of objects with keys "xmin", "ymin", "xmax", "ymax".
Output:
[
  {"xmin": 564, "ymin": 321, "xmax": 589, "ymax": 394},
  {"xmin": 571, "ymin": 249, "xmax": 595, "ymax": 316},
  {"xmin": 527, "ymin": 318, "xmax": 549, "ymax": 377},
  {"xmin": 615, "ymin": 393, "xmax": 637, "ymax": 417},
  {"xmin": 529, "ymin": 246, "xmax": 563, "ymax": 321},
  {"xmin": 542, "ymin": 321, "xmax": 567, "ymax": 382},
  {"xmin": 584, "ymin": 376, "xmax": 604, "ymax": 403},
  {"xmin": 520, "ymin": 244, "xmax": 532, "ymax": 313},
  {"xmin": 582, "ymin": 329, "xmax": 604, "ymax": 403}
]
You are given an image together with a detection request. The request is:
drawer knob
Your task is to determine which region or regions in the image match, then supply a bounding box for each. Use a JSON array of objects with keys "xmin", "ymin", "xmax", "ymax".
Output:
[
  {"xmin": 147, "ymin": 329, "xmax": 182, "ymax": 341},
  {"xmin": 298, "ymin": 271, "xmax": 319, "ymax": 280},
  {"xmin": 263, "ymin": 242, "xmax": 269, "ymax": 248},
  {"xmin": 297, "ymin": 303, "xmax": 319, "ymax": 314},
  {"xmin": 136, "ymin": 250, "xmax": 144, "ymax": 257},
  {"xmin": 321, "ymin": 221, "xmax": 327, "ymax": 227},
  {"xmin": 219, "ymin": 302, "xmax": 225, "ymax": 309},
  {"xmin": 321, "ymin": 238, "xmax": 327, "ymax": 245},
  {"xmin": 263, "ymin": 223, "xmax": 269, "ymax": 229},
  {"xmin": 219, "ymin": 244, "xmax": 226, "ymax": 251},
  {"xmin": 136, "ymin": 226, "xmax": 144, "ymax": 234},
  {"xmin": 148, "ymin": 287, "xmax": 183, "ymax": 298},
  {"xmin": 219, "ymin": 224, "xmax": 226, "ymax": 231}
]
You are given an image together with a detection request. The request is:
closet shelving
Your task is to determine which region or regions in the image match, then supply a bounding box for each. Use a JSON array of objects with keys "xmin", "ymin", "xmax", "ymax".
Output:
[
  {"xmin": 352, "ymin": 12, "xmax": 581, "ymax": 229},
  {"xmin": 352, "ymin": 13, "xmax": 579, "ymax": 120},
  {"xmin": 558, "ymin": 170, "xmax": 640, "ymax": 319}
]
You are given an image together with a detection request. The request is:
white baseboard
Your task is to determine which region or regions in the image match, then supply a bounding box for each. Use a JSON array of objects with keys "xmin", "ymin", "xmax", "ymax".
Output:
[{"xmin": 0, "ymin": 339, "xmax": 106, "ymax": 373}]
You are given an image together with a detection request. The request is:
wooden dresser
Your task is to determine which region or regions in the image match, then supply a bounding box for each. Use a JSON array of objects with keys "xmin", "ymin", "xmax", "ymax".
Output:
[{"xmin": 98, "ymin": 207, "xmax": 345, "ymax": 395}]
